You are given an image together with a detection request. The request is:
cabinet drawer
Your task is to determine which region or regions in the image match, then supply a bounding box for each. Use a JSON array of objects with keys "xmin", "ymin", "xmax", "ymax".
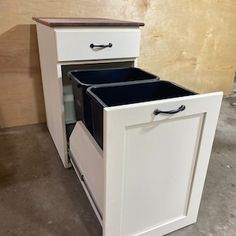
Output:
[{"xmin": 55, "ymin": 28, "xmax": 141, "ymax": 62}]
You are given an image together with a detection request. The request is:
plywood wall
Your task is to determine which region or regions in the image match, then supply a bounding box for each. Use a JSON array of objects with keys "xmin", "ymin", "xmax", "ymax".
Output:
[{"xmin": 0, "ymin": 0, "xmax": 236, "ymax": 128}]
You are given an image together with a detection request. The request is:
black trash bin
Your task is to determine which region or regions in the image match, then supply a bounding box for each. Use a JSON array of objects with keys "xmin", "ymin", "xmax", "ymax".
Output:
[
  {"xmin": 87, "ymin": 80, "xmax": 196, "ymax": 148},
  {"xmin": 68, "ymin": 67, "xmax": 158, "ymax": 133}
]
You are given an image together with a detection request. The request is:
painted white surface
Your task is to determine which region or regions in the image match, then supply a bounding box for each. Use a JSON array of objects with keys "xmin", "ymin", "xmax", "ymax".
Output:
[
  {"xmin": 55, "ymin": 27, "xmax": 141, "ymax": 62},
  {"xmin": 36, "ymin": 23, "xmax": 139, "ymax": 168},
  {"xmin": 70, "ymin": 121, "xmax": 104, "ymax": 214},
  {"xmin": 36, "ymin": 22, "xmax": 223, "ymax": 236},
  {"xmin": 70, "ymin": 154, "xmax": 103, "ymax": 225},
  {"xmin": 122, "ymin": 114, "xmax": 204, "ymax": 235},
  {"xmin": 36, "ymin": 23, "xmax": 69, "ymax": 167},
  {"xmin": 103, "ymin": 92, "xmax": 222, "ymax": 236}
]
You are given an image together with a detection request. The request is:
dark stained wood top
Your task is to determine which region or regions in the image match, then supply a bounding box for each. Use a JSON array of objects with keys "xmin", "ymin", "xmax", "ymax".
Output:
[{"xmin": 32, "ymin": 17, "xmax": 144, "ymax": 27}]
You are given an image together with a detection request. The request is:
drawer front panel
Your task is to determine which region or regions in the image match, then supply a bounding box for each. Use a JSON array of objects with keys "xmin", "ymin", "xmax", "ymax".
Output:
[{"xmin": 55, "ymin": 28, "xmax": 141, "ymax": 61}]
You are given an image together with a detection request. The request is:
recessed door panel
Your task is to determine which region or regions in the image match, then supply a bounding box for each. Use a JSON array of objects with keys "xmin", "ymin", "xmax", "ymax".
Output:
[{"xmin": 122, "ymin": 114, "xmax": 204, "ymax": 235}]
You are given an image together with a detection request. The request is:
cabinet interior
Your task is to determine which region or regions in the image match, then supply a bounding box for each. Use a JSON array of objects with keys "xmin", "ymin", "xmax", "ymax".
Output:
[{"xmin": 61, "ymin": 61, "xmax": 135, "ymax": 140}]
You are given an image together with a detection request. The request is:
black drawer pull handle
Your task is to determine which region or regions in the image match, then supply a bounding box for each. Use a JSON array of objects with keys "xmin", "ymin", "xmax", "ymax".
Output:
[
  {"xmin": 90, "ymin": 43, "xmax": 112, "ymax": 49},
  {"xmin": 153, "ymin": 105, "xmax": 186, "ymax": 115},
  {"xmin": 80, "ymin": 175, "xmax": 85, "ymax": 182}
]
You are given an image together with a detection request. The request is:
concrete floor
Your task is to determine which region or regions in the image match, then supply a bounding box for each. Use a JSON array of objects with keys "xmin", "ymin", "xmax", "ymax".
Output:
[{"xmin": 0, "ymin": 98, "xmax": 235, "ymax": 236}]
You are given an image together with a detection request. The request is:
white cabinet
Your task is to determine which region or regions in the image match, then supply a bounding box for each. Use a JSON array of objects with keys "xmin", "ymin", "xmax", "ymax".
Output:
[{"xmin": 34, "ymin": 17, "xmax": 223, "ymax": 236}]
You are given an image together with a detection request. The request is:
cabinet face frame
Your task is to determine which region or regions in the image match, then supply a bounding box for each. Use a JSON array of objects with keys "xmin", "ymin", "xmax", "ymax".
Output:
[{"xmin": 103, "ymin": 92, "xmax": 222, "ymax": 236}]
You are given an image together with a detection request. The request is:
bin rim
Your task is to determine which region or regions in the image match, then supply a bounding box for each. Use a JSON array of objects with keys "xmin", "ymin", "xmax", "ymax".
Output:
[
  {"xmin": 86, "ymin": 80, "xmax": 197, "ymax": 108},
  {"xmin": 67, "ymin": 67, "xmax": 159, "ymax": 87}
]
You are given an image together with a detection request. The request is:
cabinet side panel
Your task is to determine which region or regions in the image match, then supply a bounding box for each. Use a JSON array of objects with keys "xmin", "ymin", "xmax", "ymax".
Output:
[{"xmin": 36, "ymin": 24, "xmax": 68, "ymax": 167}]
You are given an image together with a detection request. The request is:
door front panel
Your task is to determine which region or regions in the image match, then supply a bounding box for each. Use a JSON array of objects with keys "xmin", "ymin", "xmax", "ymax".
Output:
[{"xmin": 103, "ymin": 92, "xmax": 222, "ymax": 236}]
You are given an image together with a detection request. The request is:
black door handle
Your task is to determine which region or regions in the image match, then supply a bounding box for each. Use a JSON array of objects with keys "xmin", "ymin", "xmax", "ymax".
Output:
[
  {"xmin": 153, "ymin": 105, "xmax": 186, "ymax": 115},
  {"xmin": 90, "ymin": 43, "xmax": 112, "ymax": 49}
]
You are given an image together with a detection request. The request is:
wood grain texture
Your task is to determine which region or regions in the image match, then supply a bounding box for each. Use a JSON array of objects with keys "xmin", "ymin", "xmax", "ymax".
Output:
[
  {"xmin": 32, "ymin": 17, "xmax": 144, "ymax": 27},
  {"xmin": 0, "ymin": 24, "xmax": 45, "ymax": 128},
  {"xmin": 0, "ymin": 0, "xmax": 235, "ymax": 127}
]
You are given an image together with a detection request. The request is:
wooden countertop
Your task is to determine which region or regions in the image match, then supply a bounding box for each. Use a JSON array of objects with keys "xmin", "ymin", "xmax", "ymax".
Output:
[{"xmin": 32, "ymin": 17, "xmax": 144, "ymax": 27}]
